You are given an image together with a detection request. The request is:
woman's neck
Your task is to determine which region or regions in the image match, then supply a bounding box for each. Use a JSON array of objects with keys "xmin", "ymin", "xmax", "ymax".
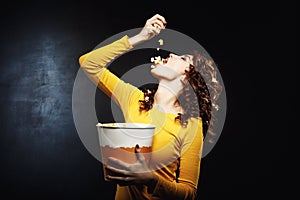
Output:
[{"xmin": 153, "ymin": 81, "xmax": 183, "ymax": 114}]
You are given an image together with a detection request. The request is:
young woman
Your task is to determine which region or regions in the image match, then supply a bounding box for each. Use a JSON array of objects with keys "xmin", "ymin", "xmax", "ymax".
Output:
[{"xmin": 79, "ymin": 14, "xmax": 221, "ymax": 200}]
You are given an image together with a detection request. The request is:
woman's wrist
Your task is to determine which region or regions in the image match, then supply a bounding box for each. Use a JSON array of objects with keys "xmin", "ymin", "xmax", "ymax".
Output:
[{"xmin": 128, "ymin": 34, "xmax": 147, "ymax": 47}]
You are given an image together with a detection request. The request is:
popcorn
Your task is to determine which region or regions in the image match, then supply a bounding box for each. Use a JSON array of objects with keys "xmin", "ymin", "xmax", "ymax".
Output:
[
  {"xmin": 150, "ymin": 56, "xmax": 163, "ymax": 65},
  {"xmin": 158, "ymin": 39, "xmax": 163, "ymax": 46},
  {"xmin": 150, "ymin": 38, "xmax": 165, "ymax": 64},
  {"xmin": 153, "ymin": 23, "xmax": 160, "ymax": 28},
  {"xmin": 157, "ymin": 39, "xmax": 163, "ymax": 51}
]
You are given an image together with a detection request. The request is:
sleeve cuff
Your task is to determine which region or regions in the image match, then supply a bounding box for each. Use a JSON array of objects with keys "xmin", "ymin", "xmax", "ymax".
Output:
[{"xmin": 122, "ymin": 35, "xmax": 133, "ymax": 50}]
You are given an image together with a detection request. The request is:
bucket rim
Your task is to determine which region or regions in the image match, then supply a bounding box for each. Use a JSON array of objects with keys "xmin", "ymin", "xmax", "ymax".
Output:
[{"xmin": 96, "ymin": 122, "xmax": 155, "ymax": 129}]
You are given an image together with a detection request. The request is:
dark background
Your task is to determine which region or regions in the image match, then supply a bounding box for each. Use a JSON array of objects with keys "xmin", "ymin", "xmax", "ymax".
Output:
[{"xmin": 0, "ymin": 0, "xmax": 296, "ymax": 199}]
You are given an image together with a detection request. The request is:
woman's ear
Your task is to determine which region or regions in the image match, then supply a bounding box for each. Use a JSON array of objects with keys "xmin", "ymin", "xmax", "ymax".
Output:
[
  {"xmin": 185, "ymin": 65, "xmax": 191, "ymax": 72},
  {"xmin": 185, "ymin": 64, "xmax": 194, "ymax": 72}
]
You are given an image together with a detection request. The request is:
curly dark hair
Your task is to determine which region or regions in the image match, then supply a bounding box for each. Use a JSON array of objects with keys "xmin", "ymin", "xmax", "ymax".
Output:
[{"xmin": 139, "ymin": 51, "xmax": 222, "ymax": 140}]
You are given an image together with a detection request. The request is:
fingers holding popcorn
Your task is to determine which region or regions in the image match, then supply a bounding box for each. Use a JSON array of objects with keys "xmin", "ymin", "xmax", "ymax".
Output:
[
  {"xmin": 128, "ymin": 14, "xmax": 166, "ymax": 46},
  {"xmin": 152, "ymin": 19, "xmax": 166, "ymax": 30},
  {"xmin": 148, "ymin": 14, "xmax": 167, "ymax": 27},
  {"xmin": 145, "ymin": 14, "xmax": 167, "ymax": 35}
]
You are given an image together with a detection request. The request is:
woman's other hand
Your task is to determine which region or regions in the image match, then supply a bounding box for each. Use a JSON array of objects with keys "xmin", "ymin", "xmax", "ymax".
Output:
[{"xmin": 105, "ymin": 144, "xmax": 157, "ymax": 187}]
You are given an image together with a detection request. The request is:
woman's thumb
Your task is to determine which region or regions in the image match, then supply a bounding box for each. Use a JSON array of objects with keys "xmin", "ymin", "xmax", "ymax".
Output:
[{"xmin": 135, "ymin": 144, "xmax": 145, "ymax": 162}]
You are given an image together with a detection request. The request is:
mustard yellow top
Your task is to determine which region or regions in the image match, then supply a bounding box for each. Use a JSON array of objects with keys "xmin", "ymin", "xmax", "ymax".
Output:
[{"xmin": 79, "ymin": 35, "xmax": 203, "ymax": 200}]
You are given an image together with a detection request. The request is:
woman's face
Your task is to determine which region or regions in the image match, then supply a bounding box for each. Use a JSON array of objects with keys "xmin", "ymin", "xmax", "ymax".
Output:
[{"xmin": 151, "ymin": 53, "xmax": 194, "ymax": 81}]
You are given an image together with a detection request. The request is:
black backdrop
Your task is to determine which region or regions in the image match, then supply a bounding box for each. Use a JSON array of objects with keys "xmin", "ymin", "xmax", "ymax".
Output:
[{"xmin": 0, "ymin": 1, "xmax": 295, "ymax": 199}]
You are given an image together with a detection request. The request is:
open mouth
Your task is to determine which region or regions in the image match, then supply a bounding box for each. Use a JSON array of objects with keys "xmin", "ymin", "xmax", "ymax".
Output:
[{"xmin": 150, "ymin": 56, "xmax": 168, "ymax": 66}]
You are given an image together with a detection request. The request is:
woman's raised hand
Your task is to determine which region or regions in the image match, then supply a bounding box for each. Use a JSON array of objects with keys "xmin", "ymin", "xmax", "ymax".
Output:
[
  {"xmin": 128, "ymin": 14, "xmax": 167, "ymax": 46},
  {"xmin": 140, "ymin": 14, "xmax": 167, "ymax": 40}
]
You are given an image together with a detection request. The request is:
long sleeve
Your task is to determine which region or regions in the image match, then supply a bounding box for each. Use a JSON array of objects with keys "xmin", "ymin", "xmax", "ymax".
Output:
[{"xmin": 78, "ymin": 35, "xmax": 143, "ymax": 112}]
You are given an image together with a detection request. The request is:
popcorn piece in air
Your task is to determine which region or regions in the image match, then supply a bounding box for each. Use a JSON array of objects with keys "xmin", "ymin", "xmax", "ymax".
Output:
[
  {"xmin": 158, "ymin": 39, "xmax": 163, "ymax": 46},
  {"xmin": 156, "ymin": 39, "xmax": 164, "ymax": 51}
]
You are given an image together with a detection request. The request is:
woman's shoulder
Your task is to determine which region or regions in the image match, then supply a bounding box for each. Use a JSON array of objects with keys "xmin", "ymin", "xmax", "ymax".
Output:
[
  {"xmin": 182, "ymin": 117, "xmax": 204, "ymax": 140},
  {"xmin": 187, "ymin": 117, "xmax": 203, "ymax": 129}
]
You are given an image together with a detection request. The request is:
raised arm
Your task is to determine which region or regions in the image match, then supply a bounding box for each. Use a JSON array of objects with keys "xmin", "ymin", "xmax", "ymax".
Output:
[
  {"xmin": 79, "ymin": 13, "xmax": 166, "ymax": 71},
  {"xmin": 78, "ymin": 14, "xmax": 167, "ymax": 112},
  {"xmin": 79, "ymin": 35, "xmax": 132, "ymax": 86},
  {"xmin": 78, "ymin": 14, "xmax": 166, "ymax": 97}
]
